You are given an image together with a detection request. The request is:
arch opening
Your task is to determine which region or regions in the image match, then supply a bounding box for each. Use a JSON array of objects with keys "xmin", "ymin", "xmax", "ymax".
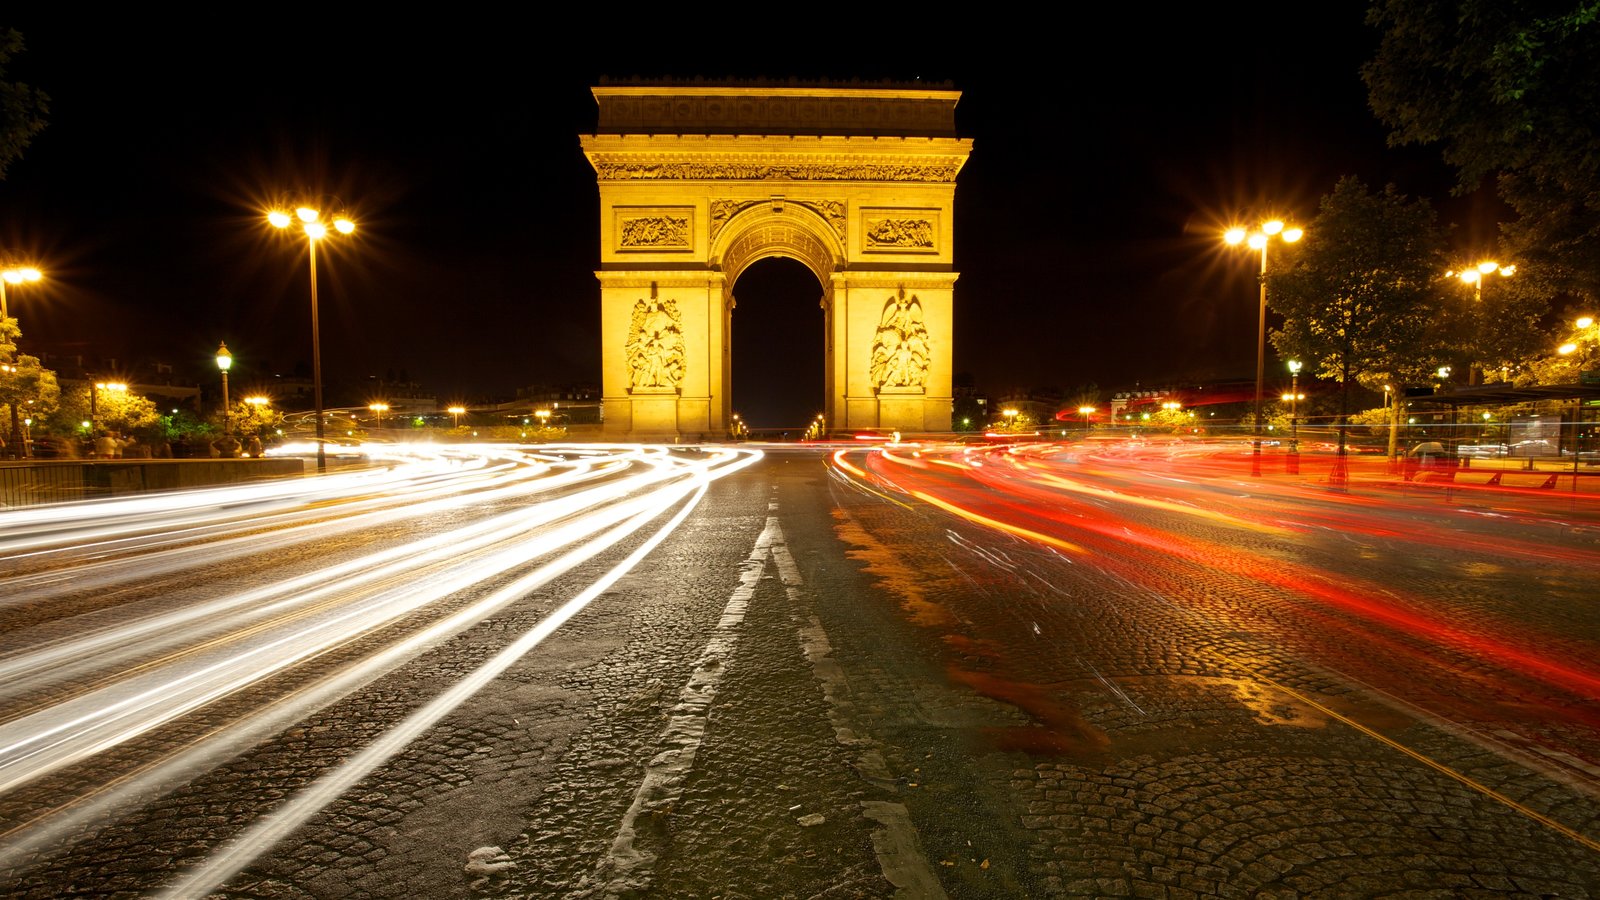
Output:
[{"xmin": 730, "ymin": 257, "xmax": 825, "ymax": 435}]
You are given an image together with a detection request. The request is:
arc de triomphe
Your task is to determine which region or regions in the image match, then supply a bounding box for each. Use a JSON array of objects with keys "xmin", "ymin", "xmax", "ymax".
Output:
[{"xmin": 581, "ymin": 80, "xmax": 971, "ymax": 441}]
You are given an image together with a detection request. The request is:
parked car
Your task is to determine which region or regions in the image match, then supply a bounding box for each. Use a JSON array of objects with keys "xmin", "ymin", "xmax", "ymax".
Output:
[{"xmin": 1508, "ymin": 439, "xmax": 1558, "ymax": 457}]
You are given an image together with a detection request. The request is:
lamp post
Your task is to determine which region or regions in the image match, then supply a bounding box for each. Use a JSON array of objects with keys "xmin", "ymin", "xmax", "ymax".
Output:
[
  {"xmin": 89, "ymin": 381, "xmax": 126, "ymax": 446},
  {"xmin": 216, "ymin": 342, "xmax": 233, "ymax": 435},
  {"xmin": 1, "ymin": 264, "xmax": 43, "ymax": 322},
  {"xmin": 535, "ymin": 408, "xmax": 550, "ymax": 430},
  {"xmin": 1448, "ymin": 260, "xmax": 1515, "ymax": 384},
  {"xmin": 1383, "ymin": 384, "xmax": 1401, "ymax": 463},
  {"xmin": 1283, "ymin": 359, "xmax": 1303, "ymax": 472},
  {"xmin": 3, "ymin": 265, "xmax": 43, "ymax": 457},
  {"xmin": 1224, "ymin": 219, "xmax": 1305, "ymax": 439},
  {"xmin": 1559, "ymin": 314, "xmax": 1598, "ymax": 361},
  {"xmin": 269, "ymin": 204, "xmax": 355, "ymax": 473},
  {"xmin": 448, "ymin": 405, "xmax": 466, "ymax": 428},
  {"xmin": 369, "ymin": 402, "xmax": 388, "ymax": 428}
]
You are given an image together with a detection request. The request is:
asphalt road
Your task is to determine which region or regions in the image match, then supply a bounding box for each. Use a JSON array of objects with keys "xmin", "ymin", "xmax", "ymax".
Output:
[{"xmin": 0, "ymin": 441, "xmax": 1596, "ymax": 898}]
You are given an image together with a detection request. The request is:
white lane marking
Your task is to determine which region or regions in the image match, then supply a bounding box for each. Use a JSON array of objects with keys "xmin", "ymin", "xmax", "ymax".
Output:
[
  {"xmin": 772, "ymin": 532, "xmax": 947, "ymax": 898},
  {"xmin": 584, "ymin": 517, "xmax": 779, "ymax": 897}
]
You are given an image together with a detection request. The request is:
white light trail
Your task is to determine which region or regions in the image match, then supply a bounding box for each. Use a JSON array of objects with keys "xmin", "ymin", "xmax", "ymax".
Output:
[{"xmin": 0, "ymin": 443, "xmax": 763, "ymax": 886}]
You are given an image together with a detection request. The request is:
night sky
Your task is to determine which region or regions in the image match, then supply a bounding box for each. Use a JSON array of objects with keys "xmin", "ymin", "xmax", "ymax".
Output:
[{"xmin": 2, "ymin": 15, "xmax": 1500, "ymax": 428}]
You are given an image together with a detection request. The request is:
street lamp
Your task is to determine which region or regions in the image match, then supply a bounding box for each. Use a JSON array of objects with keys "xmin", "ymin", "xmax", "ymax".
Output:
[
  {"xmin": 1285, "ymin": 359, "xmax": 1303, "ymax": 449},
  {"xmin": 1225, "ymin": 219, "xmax": 1305, "ymax": 437},
  {"xmin": 269, "ymin": 203, "xmax": 356, "ymax": 473},
  {"xmin": 448, "ymin": 405, "xmax": 466, "ymax": 428},
  {"xmin": 1448, "ymin": 260, "xmax": 1515, "ymax": 303},
  {"xmin": 2, "ymin": 265, "xmax": 43, "ymax": 457},
  {"xmin": 1448, "ymin": 260, "xmax": 1515, "ymax": 383},
  {"xmin": 89, "ymin": 381, "xmax": 126, "ymax": 439},
  {"xmin": 215, "ymin": 342, "xmax": 233, "ymax": 435},
  {"xmin": 1, "ymin": 264, "xmax": 42, "ymax": 322},
  {"xmin": 1559, "ymin": 315, "xmax": 1598, "ymax": 360},
  {"xmin": 369, "ymin": 402, "xmax": 389, "ymax": 427},
  {"xmin": 535, "ymin": 408, "xmax": 551, "ymax": 429}
]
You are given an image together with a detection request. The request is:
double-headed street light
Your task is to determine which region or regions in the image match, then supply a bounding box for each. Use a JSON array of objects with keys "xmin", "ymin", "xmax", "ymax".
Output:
[
  {"xmin": 1, "ymin": 264, "xmax": 43, "ymax": 323},
  {"xmin": 369, "ymin": 402, "xmax": 389, "ymax": 427},
  {"xmin": 215, "ymin": 342, "xmax": 233, "ymax": 435},
  {"xmin": 89, "ymin": 381, "xmax": 127, "ymax": 434},
  {"xmin": 269, "ymin": 204, "xmax": 356, "ymax": 473},
  {"xmin": 448, "ymin": 405, "xmax": 467, "ymax": 428},
  {"xmin": 1449, "ymin": 260, "xmax": 1515, "ymax": 303},
  {"xmin": 1448, "ymin": 260, "xmax": 1515, "ymax": 383},
  {"xmin": 1225, "ymin": 219, "xmax": 1305, "ymax": 437},
  {"xmin": 1558, "ymin": 314, "xmax": 1597, "ymax": 358}
]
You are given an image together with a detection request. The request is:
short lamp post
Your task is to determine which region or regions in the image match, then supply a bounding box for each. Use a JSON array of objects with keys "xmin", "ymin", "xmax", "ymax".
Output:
[
  {"xmin": 535, "ymin": 408, "xmax": 551, "ymax": 429},
  {"xmin": 1280, "ymin": 360, "xmax": 1303, "ymax": 473},
  {"xmin": 369, "ymin": 402, "xmax": 389, "ymax": 428},
  {"xmin": 448, "ymin": 405, "xmax": 466, "ymax": 428},
  {"xmin": 216, "ymin": 342, "xmax": 233, "ymax": 435}
]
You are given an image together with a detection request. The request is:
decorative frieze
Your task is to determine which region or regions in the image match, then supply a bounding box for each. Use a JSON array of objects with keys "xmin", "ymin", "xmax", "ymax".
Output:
[
  {"xmin": 614, "ymin": 207, "xmax": 692, "ymax": 252},
  {"xmin": 863, "ymin": 209, "xmax": 939, "ymax": 253},
  {"xmin": 594, "ymin": 161, "xmax": 960, "ymax": 183}
]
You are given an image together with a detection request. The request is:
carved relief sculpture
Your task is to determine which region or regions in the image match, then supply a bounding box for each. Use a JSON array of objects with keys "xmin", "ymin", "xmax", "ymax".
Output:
[
  {"xmin": 870, "ymin": 289, "xmax": 931, "ymax": 391},
  {"xmin": 709, "ymin": 200, "xmax": 760, "ymax": 242},
  {"xmin": 627, "ymin": 297, "xmax": 685, "ymax": 390},
  {"xmin": 865, "ymin": 217, "xmax": 934, "ymax": 249},
  {"xmin": 799, "ymin": 200, "xmax": 847, "ymax": 240},
  {"xmin": 618, "ymin": 215, "xmax": 690, "ymax": 248},
  {"xmin": 709, "ymin": 198, "xmax": 847, "ymax": 243},
  {"xmin": 594, "ymin": 162, "xmax": 960, "ymax": 183}
]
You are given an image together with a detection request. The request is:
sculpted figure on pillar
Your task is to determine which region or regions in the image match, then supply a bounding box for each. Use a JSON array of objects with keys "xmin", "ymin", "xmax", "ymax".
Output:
[
  {"xmin": 871, "ymin": 289, "xmax": 930, "ymax": 390},
  {"xmin": 627, "ymin": 297, "xmax": 685, "ymax": 390}
]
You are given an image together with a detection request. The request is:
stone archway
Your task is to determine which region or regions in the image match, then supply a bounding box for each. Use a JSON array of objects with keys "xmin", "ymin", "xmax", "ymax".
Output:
[{"xmin": 582, "ymin": 80, "xmax": 971, "ymax": 440}]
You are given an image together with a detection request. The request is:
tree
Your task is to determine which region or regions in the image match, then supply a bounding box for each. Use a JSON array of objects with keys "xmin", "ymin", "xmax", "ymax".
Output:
[
  {"xmin": 1363, "ymin": 2, "xmax": 1600, "ymax": 302},
  {"xmin": 53, "ymin": 383, "xmax": 161, "ymax": 441},
  {"xmin": 0, "ymin": 28, "xmax": 49, "ymax": 180},
  {"xmin": 226, "ymin": 399, "xmax": 285, "ymax": 440},
  {"xmin": 1266, "ymin": 177, "xmax": 1449, "ymax": 457},
  {"xmin": 1, "ymin": 317, "xmax": 60, "ymax": 456}
]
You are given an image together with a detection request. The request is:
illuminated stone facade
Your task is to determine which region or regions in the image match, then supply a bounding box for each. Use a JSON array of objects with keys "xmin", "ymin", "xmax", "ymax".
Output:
[{"xmin": 582, "ymin": 81, "xmax": 971, "ymax": 440}]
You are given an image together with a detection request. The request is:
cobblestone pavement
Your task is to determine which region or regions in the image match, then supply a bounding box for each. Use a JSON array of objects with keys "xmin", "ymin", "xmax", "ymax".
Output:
[{"xmin": 1, "ymin": 446, "xmax": 1596, "ymax": 898}]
